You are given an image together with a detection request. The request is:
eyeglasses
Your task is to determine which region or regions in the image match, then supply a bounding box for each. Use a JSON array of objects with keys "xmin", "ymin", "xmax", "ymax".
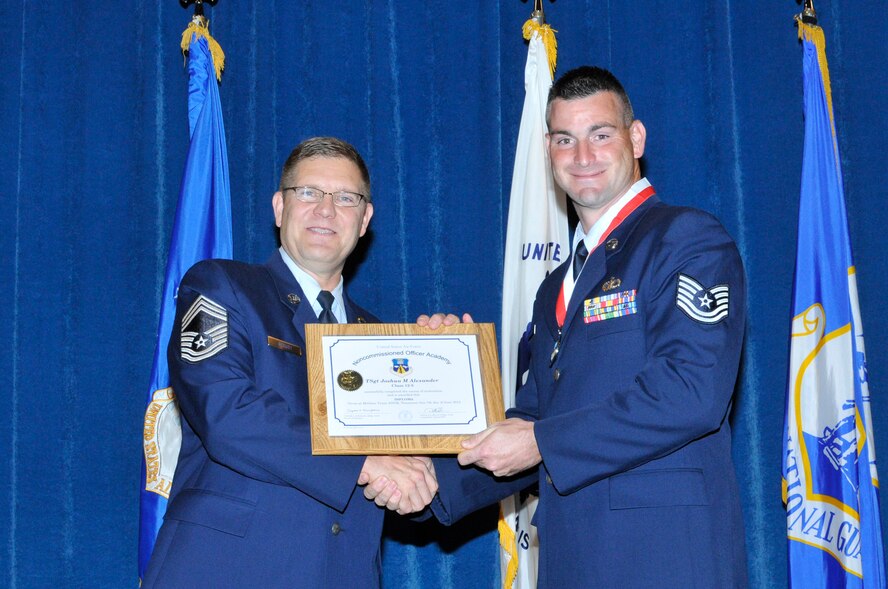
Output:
[{"xmin": 283, "ymin": 186, "xmax": 366, "ymax": 208}]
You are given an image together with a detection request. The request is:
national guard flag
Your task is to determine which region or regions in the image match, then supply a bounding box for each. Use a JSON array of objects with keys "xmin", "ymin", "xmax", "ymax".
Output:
[
  {"xmin": 138, "ymin": 15, "xmax": 232, "ymax": 581},
  {"xmin": 783, "ymin": 20, "xmax": 886, "ymax": 589}
]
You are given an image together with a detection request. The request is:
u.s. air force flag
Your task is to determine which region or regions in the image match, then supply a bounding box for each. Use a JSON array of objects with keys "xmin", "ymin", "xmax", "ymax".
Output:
[
  {"xmin": 783, "ymin": 21, "xmax": 885, "ymax": 588},
  {"xmin": 138, "ymin": 18, "xmax": 232, "ymax": 580},
  {"xmin": 498, "ymin": 16, "xmax": 568, "ymax": 589}
]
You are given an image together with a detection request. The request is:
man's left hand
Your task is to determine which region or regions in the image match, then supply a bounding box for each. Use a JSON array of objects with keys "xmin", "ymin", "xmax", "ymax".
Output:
[
  {"xmin": 457, "ymin": 418, "xmax": 541, "ymax": 477},
  {"xmin": 416, "ymin": 312, "xmax": 473, "ymax": 329}
]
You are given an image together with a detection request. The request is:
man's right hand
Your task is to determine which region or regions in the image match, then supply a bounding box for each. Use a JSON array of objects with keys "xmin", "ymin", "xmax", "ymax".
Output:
[{"xmin": 361, "ymin": 311, "xmax": 474, "ymax": 515}]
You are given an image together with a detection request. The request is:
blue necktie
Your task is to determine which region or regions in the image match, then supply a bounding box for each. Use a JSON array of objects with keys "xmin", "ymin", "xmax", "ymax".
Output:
[
  {"xmin": 572, "ymin": 241, "xmax": 589, "ymax": 280},
  {"xmin": 317, "ymin": 290, "xmax": 337, "ymax": 324}
]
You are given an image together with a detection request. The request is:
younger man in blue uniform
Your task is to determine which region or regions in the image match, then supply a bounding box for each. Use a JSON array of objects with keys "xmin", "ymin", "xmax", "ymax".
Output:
[{"xmin": 408, "ymin": 67, "xmax": 749, "ymax": 587}]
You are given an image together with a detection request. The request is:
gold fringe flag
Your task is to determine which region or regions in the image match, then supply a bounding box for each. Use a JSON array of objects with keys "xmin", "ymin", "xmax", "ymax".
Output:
[
  {"xmin": 139, "ymin": 8, "xmax": 232, "ymax": 581},
  {"xmin": 498, "ymin": 12, "xmax": 566, "ymax": 589},
  {"xmin": 783, "ymin": 14, "xmax": 887, "ymax": 587}
]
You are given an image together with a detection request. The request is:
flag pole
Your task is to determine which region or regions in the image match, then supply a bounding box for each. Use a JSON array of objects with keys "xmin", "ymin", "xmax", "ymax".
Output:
[{"xmin": 180, "ymin": 0, "xmax": 219, "ymax": 17}]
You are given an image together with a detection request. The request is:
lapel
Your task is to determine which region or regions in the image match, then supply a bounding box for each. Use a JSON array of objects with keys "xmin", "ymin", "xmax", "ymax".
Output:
[
  {"xmin": 562, "ymin": 245, "xmax": 606, "ymax": 334},
  {"xmin": 342, "ymin": 292, "xmax": 370, "ymax": 324},
  {"xmin": 561, "ymin": 196, "xmax": 660, "ymax": 338},
  {"xmin": 265, "ymin": 252, "xmax": 316, "ymax": 343},
  {"xmin": 541, "ymin": 262, "xmax": 569, "ymax": 338}
]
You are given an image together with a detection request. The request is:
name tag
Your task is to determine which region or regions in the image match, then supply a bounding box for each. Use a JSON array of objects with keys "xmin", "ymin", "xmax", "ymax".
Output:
[
  {"xmin": 267, "ymin": 336, "xmax": 303, "ymax": 356},
  {"xmin": 584, "ymin": 290, "xmax": 637, "ymax": 323}
]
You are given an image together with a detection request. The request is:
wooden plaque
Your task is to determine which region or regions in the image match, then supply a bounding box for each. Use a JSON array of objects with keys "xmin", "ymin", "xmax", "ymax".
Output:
[{"xmin": 305, "ymin": 322, "xmax": 504, "ymax": 455}]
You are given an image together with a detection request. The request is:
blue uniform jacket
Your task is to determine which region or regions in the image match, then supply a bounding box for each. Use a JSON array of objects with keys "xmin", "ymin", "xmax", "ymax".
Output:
[
  {"xmin": 143, "ymin": 253, "xmax": 385, "ymax": 588},
  {"xmin": 434, "ymin": 197, "xmax": 749, "ymax": 588}
]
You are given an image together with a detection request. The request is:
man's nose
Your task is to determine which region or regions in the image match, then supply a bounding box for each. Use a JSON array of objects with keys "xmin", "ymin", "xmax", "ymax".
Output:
[
  {"xmin": 574, "ymin": 140, "xmax": 594, "ymax": 166},
  {"xmin": 312, "ymin": 192, "xmax": 337, "ymax": 218}
]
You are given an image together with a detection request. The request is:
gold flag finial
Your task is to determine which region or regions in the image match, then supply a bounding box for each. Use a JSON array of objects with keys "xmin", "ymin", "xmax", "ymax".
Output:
[
  {"xmin": 531, "ymin": 0, "xmax": 545, "ymax": 26},
  {"xmin": 522, "ymin": 2, "xmax": 557, "ymax": 79},
  {"xmin": 800, "ymin": 0, "xmax": 817, "ymax": 25}
]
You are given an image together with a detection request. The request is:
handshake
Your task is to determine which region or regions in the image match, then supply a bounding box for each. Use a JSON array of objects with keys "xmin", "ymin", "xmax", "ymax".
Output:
[
  {"xmin": 356, "ymin": 411, "xmax": 541, "ymax": 515},
  {"xmin": 358, "ymin": 455, "xmax": 438, "ymax": 515},
  {"xmin": 354, "ymin": 312, "xmax": 542, "ymax": 515},
  {"xmin": 351, "ymin": 313, "xmax": 456, "ymax": 515}
]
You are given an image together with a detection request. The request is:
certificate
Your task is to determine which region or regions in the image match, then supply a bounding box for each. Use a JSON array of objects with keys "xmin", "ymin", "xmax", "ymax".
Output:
[{"xmin": 305, "ymin": 323, "xmax": 505, "ymax": 454}]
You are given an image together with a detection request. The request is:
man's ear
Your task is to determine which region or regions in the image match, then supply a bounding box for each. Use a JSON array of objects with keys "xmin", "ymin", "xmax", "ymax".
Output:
[
  {"xmin": 629, "ymin": 120, "xmax": 646, "ymax": 159},
  {"xmin": 359, "ymin": 203, "xmax": 374, "ymax": 237},
  {"xmin": 272, "ymin": 191, "xmax": 284, "ymax": 228}
]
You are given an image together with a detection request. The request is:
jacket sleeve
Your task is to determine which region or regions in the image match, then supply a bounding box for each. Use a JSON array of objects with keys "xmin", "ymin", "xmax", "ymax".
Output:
[
  {"xmin": 430, "ymin": 329, "xmax": 541, "ymax": 525},
  {"xmin": 430, "ymin": 459, "xmax": 537, "ymax": 526},
  {"xmin": 169, "ymin": 261, "xmax": 365, "ymax": 512},
  {"xmin": 534, "ymin": 211, "xmax": 747, "ymax": 495}
]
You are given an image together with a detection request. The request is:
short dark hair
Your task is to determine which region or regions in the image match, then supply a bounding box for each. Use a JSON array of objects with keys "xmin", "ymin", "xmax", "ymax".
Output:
[
  {"xmin": 279, "ymin": 137, "xmax": 371, "ymax": 201},
  {"xmin": 546, "ymin": 66, "xmax": 634, "ymax": 128}
]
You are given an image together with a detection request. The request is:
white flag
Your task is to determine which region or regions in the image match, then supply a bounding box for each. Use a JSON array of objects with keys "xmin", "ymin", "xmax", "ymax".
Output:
[{"xmin": 499, "ymin": 25, "xmax": 568, "ymax": 589}]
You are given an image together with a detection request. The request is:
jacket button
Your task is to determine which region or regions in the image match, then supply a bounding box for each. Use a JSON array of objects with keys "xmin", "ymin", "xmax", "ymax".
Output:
[
  {"xmin": 553, "ymin": 369, "xmax": 560, "ymax": 381},
  {"xmin": 331, "ymin": 523, "xmax": 341, "ymax": 535}
]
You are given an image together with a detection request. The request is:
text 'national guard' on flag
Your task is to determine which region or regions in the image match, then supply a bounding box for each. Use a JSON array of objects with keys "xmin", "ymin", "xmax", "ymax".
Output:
[{"xmin": 782, "ymin": 16, "xmax": 886, "ymax": 589}]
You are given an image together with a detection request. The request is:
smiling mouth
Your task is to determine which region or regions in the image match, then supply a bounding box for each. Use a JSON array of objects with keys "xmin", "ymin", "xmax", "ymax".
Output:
[
  {"xmin": 308, "ymin": 227, "xmax": 335, "ymax": 235},
  {"xmin": 572, "ymin": 170, "xmax": 605, "ymax": 180}
]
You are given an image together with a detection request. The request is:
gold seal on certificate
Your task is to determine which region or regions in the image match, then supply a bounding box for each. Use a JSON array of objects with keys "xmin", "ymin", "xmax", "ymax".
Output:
[
  {"xmin": 305, "ymin": 323, "xmax": 504, "ymax": 455},
  {"xmin": 336, "ymin": 370, "xmax": 363, "ymax": 391}
]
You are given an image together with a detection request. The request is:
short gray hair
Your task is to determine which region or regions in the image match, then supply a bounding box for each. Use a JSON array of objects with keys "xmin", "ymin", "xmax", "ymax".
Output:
[{"xmin": 279, "ymin": 137, "xmax": 371, "ymax": 201}]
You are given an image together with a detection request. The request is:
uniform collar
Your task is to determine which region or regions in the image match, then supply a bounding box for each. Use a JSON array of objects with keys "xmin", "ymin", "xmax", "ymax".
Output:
[
  {"xmin": 573, "ymin": 177, "xmax": 653, "ymax": 253},
  {"xmin": 277, "ymin": 247, "xmax": 346, "ymax": 322}
]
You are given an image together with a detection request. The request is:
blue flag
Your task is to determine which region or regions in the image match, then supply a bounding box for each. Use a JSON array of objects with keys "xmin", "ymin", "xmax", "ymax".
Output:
[
  {"xmin": 138, "ymin": 27, "xmax": 232, "ymax": 580},
  {"xmin": 783, "ymin": 22, "xmax": 886, "ymax": 588}
]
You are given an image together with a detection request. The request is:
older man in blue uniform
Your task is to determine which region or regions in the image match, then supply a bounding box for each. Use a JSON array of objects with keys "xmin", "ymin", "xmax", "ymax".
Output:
[
  {"xmin": 407, "ymin": 67, "xmax": 749, "ymax": 587},
  {"xmin": 143, "ymin": 137, "xmax": 437, "ymax": 588}
]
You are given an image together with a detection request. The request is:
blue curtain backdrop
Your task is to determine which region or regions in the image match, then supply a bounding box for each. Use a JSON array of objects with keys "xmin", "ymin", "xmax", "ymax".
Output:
[{"xmin": 2, "ymin": 1, "xmax": 886, "ymax": 587}]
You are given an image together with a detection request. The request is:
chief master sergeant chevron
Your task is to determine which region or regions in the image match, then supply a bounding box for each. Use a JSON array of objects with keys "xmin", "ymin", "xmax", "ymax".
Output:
[
  {"xmin": 420, "ymin": 66, "xmax": 749, "ymax": 587},
  {"xmin": 143, "ymin": 137, "xmax": 438, "ymax": 588}
]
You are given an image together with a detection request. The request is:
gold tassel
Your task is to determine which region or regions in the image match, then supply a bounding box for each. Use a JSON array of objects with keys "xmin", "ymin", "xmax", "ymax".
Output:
[
  {"xmin": 797, "ymin": 21, "xmax": 833, "ymax": 130},
  {"xmin": 497, "ymin": 506, "xmax": 520, "ymax": 588},
  {"xmin": 180, "ymin": 16, "xmax": 226, "ymax": 82},
  {"xmin": 522, "ymin": 18, "xmax": 558, "ymax": 80}
]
